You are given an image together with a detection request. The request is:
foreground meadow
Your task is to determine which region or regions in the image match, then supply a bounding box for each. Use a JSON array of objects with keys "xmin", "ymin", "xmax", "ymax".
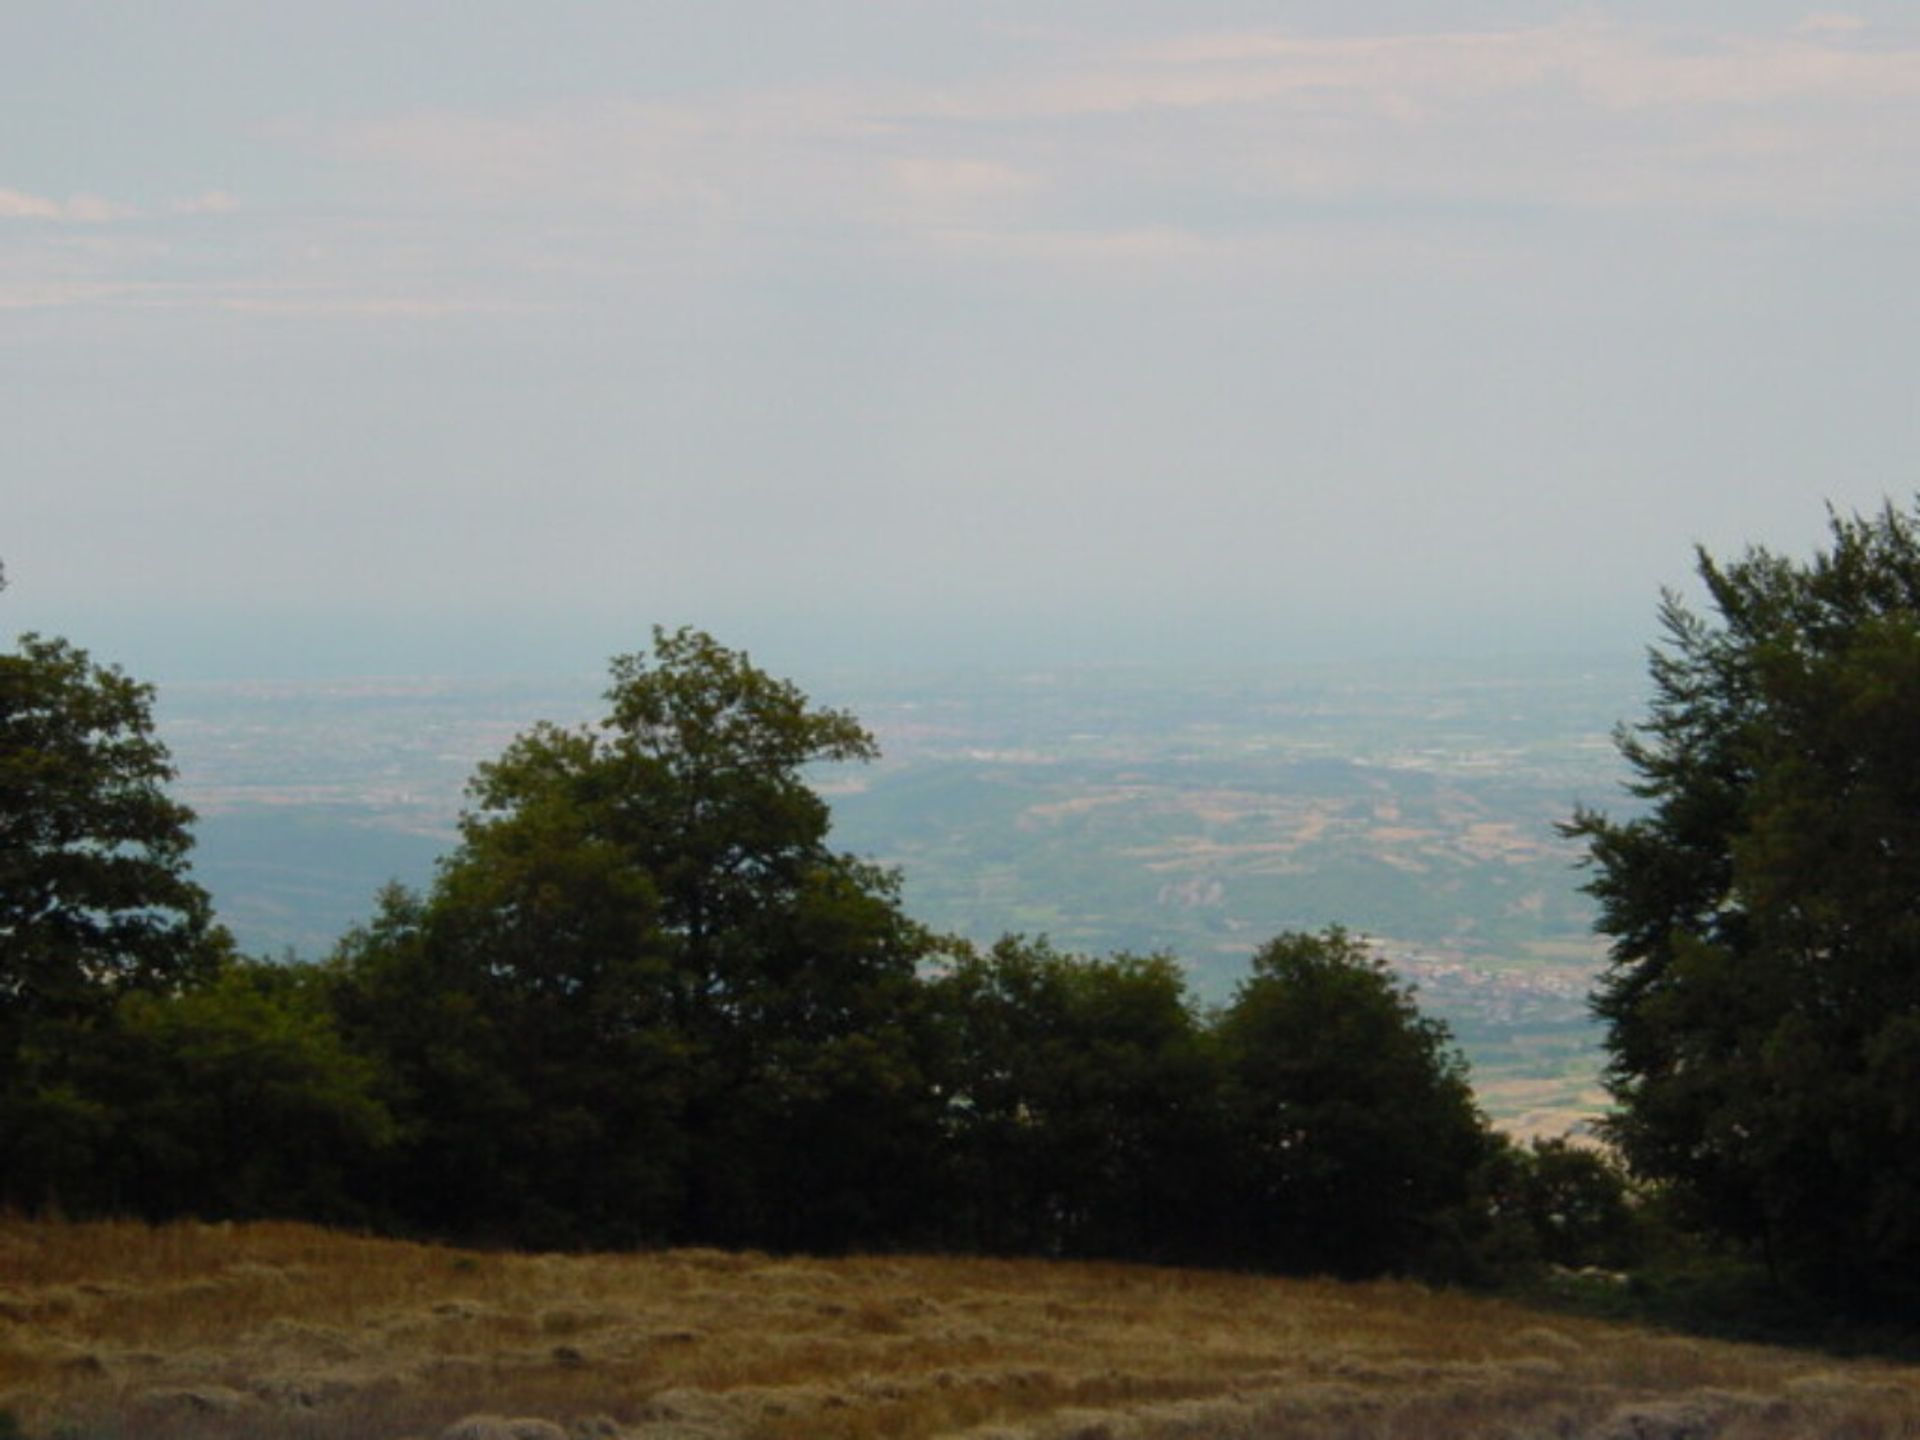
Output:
[{"xmin": 2, "ymin": 1220, "xmax": 1916, "ymax": 1440}]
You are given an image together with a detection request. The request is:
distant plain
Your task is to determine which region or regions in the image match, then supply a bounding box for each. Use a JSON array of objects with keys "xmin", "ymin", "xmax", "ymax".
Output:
[{"xmin": 162, "ymin": 655, "xmax": 1643, "ymax": 1135}]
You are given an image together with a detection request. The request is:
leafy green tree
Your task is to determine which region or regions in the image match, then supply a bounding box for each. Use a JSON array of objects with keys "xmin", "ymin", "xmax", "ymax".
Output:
[
  {"xmin": 1479, "ymin": 1134, "xmax": 1641, "ymax": 1275},
  {"xmin": 86, "ymin": 957, "xmax": 396, "ymax": 1222},
  {"xmin": 1217, "ymin": 928, "xmax": 1490, "ymax": 1278},
  {"xmin": 328, "ymin": 883, "xmax": 568, "ymax": 1242},
  {"xmin": 1, "ymin": 632, "xmax": 218, "ymax": 1212},
  {"xmin": 927, "ymin": 937, "xmax": 1224, "ymax": 1259},
  {"xmin": 332, "ymin": 628, "xmax": 938, "ymax": 1249},
  {"xmin": 1568, "ymin": 502, "xmax": 1920, "ymax": 1310},
  {"xmin": 1, "ymin": 633, "xmax": 215, "ymax": 1023}
]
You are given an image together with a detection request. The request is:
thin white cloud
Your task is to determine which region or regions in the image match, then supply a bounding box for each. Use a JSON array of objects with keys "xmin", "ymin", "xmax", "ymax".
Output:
[
  {"xmin": 0, "ymin": 274, "xmax": 528, "ymax": 316},
  {"xmin": 0, "ymin": 188, "xmax": 139, "ymax": 222},
  {"xmin": 335, "ymin": 92, "xmax": 879, "ymax": 210},
  {"xmin": 0, "ymin": 189, "xmax": 63, "ymax": 220},
  {"xmin": 893, "ymin": 157, "xmax": 1040, "ymax": 206},
  {"xmin": 0, "ymin": 279, "xmax": 129, "ymax": 308},
  {"xmin": 930, "ymin": 223, "xmax": 1225, "ymax": 267},
  {"xmin": 171, "ymin": 190, "xmax": 241, "ymax": 215},
  {"xmin": 12, "ymin": 14, "xmax": 1920, "ymax": 316},
  {"xmin": 1798, "ymin": 12, "xmax": 1870, "ymax": 33},
  {"xmin": 212, "ymin": 293, "xmax": 540, "ymax": 317},
  {"xmin": 299, "ymin": 16, "xmax": 1920, "ymax": 248},
  {"xmin": 1107, "ymin": 20, "xmax": 1920, "ymax": 111},
  {"xmin": 922, "ymin": 216, "xmax": 1502, "ymax": 279}
]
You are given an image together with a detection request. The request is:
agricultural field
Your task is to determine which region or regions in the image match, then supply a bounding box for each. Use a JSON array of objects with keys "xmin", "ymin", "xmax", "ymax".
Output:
[{"xmin": 5, "ymin": 1220, "xmax": 1919, "ymax": 1440}]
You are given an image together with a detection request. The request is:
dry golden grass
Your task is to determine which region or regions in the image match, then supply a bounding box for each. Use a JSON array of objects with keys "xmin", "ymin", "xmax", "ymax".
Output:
[{"xmin": 3, "ymin": 1219, "xmax": 1918, "ymax": 1439}]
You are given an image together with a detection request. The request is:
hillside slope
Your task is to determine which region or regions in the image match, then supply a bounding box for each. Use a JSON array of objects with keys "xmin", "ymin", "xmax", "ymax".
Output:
[{"xmin": 2, "ymin": 1220, "xmax": 1915, "ymax": 1440}]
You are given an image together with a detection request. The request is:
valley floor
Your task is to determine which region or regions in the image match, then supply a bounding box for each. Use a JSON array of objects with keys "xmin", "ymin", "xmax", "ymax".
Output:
[{"xmin": 2, "ymin": 1220, "xmax": 1916, "ymax": 1440}]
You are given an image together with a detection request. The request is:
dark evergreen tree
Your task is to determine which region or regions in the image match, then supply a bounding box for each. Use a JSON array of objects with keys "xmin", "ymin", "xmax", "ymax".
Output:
[{"xmin": 1568, "ymin": 501, "xmax": 1920, "ymax": 1310}]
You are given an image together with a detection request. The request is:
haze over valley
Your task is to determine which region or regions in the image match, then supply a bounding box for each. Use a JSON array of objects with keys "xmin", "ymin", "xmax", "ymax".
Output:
[
  {"xmin": 13, "ymin": 16, "xmax": 1920, "ymax": 1431},
  {"xmin": 163, "ymin": 650, "xmax": 1640, "ymax": 1133}
]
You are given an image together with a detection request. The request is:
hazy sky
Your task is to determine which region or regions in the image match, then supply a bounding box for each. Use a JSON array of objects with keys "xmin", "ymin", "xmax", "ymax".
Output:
[{"xmin": 6, "ymin": 3, "xmax": 1918, "ymax": 677}]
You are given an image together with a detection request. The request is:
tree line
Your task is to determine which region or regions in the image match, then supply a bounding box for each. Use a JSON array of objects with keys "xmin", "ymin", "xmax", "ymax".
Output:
[
  {"xmin": 0, "ymin": 616, "xmax": 1630, "ymax": 1280},
  {"xmin": 9, "ymin": 502, "xmax": 1920, "ymax": 1314}
]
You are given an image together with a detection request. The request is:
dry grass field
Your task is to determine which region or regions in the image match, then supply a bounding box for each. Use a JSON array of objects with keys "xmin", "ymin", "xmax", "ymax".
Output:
[{"xmin": 3, "ymin": 1219, "xmax": 1917, "ymax": 1440}]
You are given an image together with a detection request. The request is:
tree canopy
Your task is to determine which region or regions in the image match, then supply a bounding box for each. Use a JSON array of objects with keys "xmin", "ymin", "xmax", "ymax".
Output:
[
  {"xmin": 1, "ymin": 634, "xmax": 215, "ymax": 1022},
  {"xmin": 329, "ymin": 626, "xmax": 939, "ymax": 1249},
  {"xmin": 1568, "ymin": 501, "xmax": 1920, "ymax": 1310},
  {"xmin": 926, "ymin": 937, "xmax": 1224, "ymax": 1261},
  {"xmin": 323, "ymin": 633, "xmax": 1502, "ymax": 1270},
  {"xmin": 1217, "ymin": 927, "xmax": 1490, "ymax": 1278},
  {"xmin": 1, "ymin": 629, "xmax": 225, "ymax": 1212},
  {"xmin": 2, "ymin": 616, "xmax": 1516, "ymax": 1281}
]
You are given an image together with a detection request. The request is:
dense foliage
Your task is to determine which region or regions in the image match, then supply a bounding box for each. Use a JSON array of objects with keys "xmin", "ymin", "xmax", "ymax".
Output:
[
  {"xmin": 0, "ymin": 634, "xmax": 215, "ymax": 1024},
  {"xmin": 326, "ymin": 628, "xmax": 938, "ymax": 1250},
  {"xmin": 0, "ymin": 631, "xmax": 224, "ymax": 1213},
  {"xmin": 3, "ymin": 619, "xmax": 1604, "ymax": 1281},
  {"xmin": 1217, "ymin": 929, "xmax": 1491, "ymax": 1277},
  {"xmin": 927, "ymin": 937, "xmax": 1227, "ymax": 1262},
  {"xmin": 1569, "ymin": 502, "xmax": 1920, "ymax": 1311}
]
